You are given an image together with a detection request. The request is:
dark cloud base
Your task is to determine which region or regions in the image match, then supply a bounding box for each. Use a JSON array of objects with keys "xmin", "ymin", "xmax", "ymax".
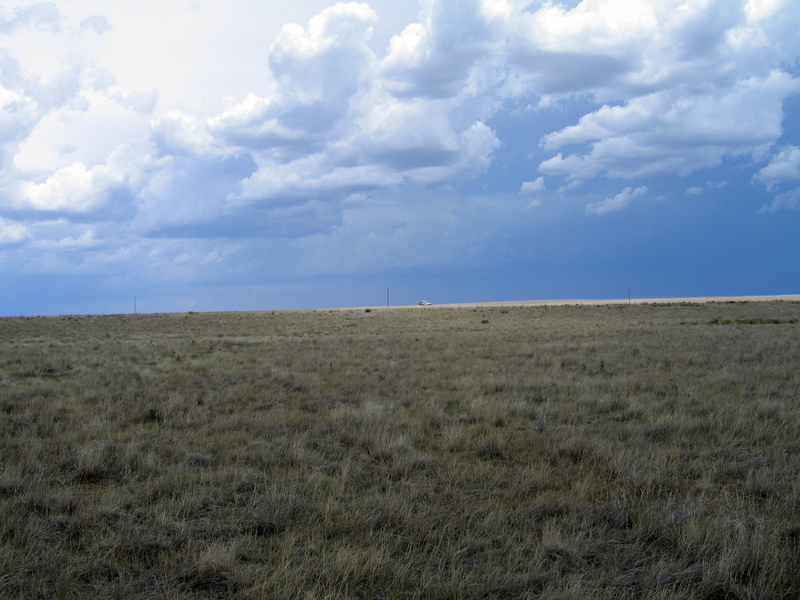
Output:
[{"xmin": 6, "ymin": 187, "xmax": 799, "ymax": 316}]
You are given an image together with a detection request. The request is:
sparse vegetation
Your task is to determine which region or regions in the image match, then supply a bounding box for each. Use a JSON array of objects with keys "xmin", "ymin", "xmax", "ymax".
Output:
[{"xmin": 1, "ymin": 301, "xmax": 799, "ymax": 599}]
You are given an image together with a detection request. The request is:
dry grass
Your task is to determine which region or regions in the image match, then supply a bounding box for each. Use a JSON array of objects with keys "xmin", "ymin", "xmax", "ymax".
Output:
[{"xmin": 0, "ymin": 301, "xmax": 799, "ymax": 599}]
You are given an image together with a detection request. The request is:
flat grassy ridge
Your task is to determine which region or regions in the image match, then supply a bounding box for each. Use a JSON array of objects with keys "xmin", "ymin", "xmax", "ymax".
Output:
[{"xmin": 1, "ymin": 301, "xmax": 799, "ymax": 599}]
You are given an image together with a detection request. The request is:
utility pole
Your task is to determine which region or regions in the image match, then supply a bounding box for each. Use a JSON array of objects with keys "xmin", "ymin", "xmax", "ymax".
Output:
[{"xmin": 386, "ymin": 287, "xmax": 390, "ymax": 307}]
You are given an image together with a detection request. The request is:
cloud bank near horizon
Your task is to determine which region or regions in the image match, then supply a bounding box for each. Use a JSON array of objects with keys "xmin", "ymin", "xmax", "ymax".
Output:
[{"xmin": 0, "ymin": 0, "xmax": 799, "ymax": 312}]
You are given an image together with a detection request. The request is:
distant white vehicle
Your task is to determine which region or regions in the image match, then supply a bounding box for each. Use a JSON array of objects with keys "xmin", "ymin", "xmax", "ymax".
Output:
[{"xmin": 419, "ymin": 301, "xmax": 432, "ymax": 306}]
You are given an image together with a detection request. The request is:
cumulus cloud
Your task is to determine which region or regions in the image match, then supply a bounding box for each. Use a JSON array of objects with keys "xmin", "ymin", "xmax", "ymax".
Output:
[
  {"xmin": 151, "ymin": 110, "xmax": 222, "ymax": 158},
  {"xmin": 0, "ymin": 52, "xmax": 90, "ymax": 185},
  {"xmin": 754, "ymin": 144, "xmax": 800, "ymax": 211},
  {"xmin": 538, "ymin": 71, "xmax": 796, "ymax": 182},
  {"xmin": 3, "ymin": 0, "xmax": 800, "ymax": 247},
  {"xmin": 173, "ymin": 3, "xmax": 382, "ymax": 164},
  {"xmin": 505, "ymin": 0, "xmax": 655, "ymax": 99},
  {"xmin": 686, "ymin": 180, "xmax": 728, "ymax": 196},
  {"xmin": 36, "ymin": 230, "xmax": 102, "ymax": 250},
  {"xmin": 520, "ymin": 176, "xmax": 545, "ymax": 208},
  {"xmin": 381, "ymin": 0, "xmax": 507, "ymax": 99},
  {"xmin": 0, "ymin": 2, "xmax": 63, "ymax": 34},
  {"xmin": 13, "ymin": 162, "xmax": 126, "ymax": 213},
  {"xmin": 79, "ymin": 15, "xmax": 111, "ymax": 34},
  {"xmin": 520, "ymin": 177, "xmax": 544, "ymax": 194},
  {"xmin": 0, "ymin": 217, "xmax": 29, "ymax": 245},
  {"xmin": 513, "ymin": 0, "xmax": 800, "ymax": 187},
  {"xmin": 113, "ymin": 89, "xmax": 159, "ymax": 115},
  {"xmin": 754, "ymin": 145, "xmax": 800, "ymax": 189},
  {"xmin": 586, "ymin": 185, "xmax": 648, "ymax": 216},
  {"xmin": 7, "ymin": 139, "xmax": 158, "ymax": 218},
  {"xmin": 148, "ymin": 1, "xmax": 503, "ymax": 216},
  {"xmin": 760, "ymin": 187, "xmax": 800, "ymax": 212},
  {"xmin": 134, "ymin": 153, "xmax": 258, "ymax": 235}
]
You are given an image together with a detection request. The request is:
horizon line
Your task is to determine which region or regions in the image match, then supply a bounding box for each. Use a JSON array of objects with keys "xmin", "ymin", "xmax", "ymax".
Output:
[{"xmin": 3, "ymin": 293, "xmax": 799, "ymax": 319}]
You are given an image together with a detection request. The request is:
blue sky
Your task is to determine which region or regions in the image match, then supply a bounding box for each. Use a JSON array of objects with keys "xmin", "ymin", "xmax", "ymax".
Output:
[{"xmin": 1, "ymin": 0, "xmax": 799, "ymax": 315}]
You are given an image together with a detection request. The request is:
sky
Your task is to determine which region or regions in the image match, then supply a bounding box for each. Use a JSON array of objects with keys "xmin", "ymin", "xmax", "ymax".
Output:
[{"xmin": 1, "ymin": 0, "xmax": 799, "ymax": 315}]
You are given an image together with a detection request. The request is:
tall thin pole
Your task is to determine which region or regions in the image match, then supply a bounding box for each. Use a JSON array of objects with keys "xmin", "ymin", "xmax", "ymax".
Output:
[
  {"xmin": 628, "ymin": 284, "xmax": 631, "ymax": 305},
  {"xmin": 386, "ymin": 287, "xmax": 390, "ymax": 307}
]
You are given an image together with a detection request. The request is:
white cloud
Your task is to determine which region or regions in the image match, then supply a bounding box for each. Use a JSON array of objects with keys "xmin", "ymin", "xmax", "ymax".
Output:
[
  {"xmin": 0, "ymin": 0, "xmax": 798, "ymax": 256},
  {"xmin": 35, "ymin": 230, "xmax": 102, "ymax": 250},
  {"xmin": 523, "ymin": 199, "xmax": 541, "ymax": 209},
  {"xmin": 760, "ymin": 187, "xmax": 800, "ymax": 212},
  {"xmin": 586, "ymin": 185, "xmax": 648, "ymax": 216},
  {"xmin": 13, "ymin": 162, "xmax": 125, "ymax": 212},
  {"xmin": 0, "ymin": 22, "xmax": 110, "ymax": 185},
  {"xmin": 9, "ymin": 138, "xmax": 156, "ymax": 215},
  {"xmin": 79, "ymin": 15, "xmax": 111, "ymax": 35},
  {"xmin": 754, "ymin": 145, "xmax": 800, "ymax": 189},
  {"xmin": 381, "ymin": 0, "xmax": 504, "ymax": 99},
  {"xmin": 538, "ymin": 71, "xmax": 797, "ymax": 182},
  {"xmin": 754, "ymin": 145, "xmax": 800, "ymax": 211},
  {"xmin": 0, "ymin": 3, "xmax": 63, "ymax": 34},
  {"xmin": 153, "ymin": 2, "xmax": 504, "ymax": 212},
  {"xmin": 0, "ymin": 217, "xmax": 29, "ymax": 245},
  {"xmin": 506, "ymin": 0, "xmax": 800, "ymax": 185},
  {"xmin": 506, "ymin": 0, "xmax": 655, "ymax": 100},
  {"xmin": 520, "ymin": 176, "xmax": 544, "ymax": 194},
  {"xmin": 133, "ymin": 152, "xmax": 258, "ymax": 234},
  {"xmin": 151, "ymin": 110, "xmax": 222, "ymax": 157},
  {"xmin": 114, "ymin": 89, "xmax": 158, "ymax": 115},
  {"xmin": 12, "ymin": 89, "xmax": 153, "ymax": 175},
  {"xmin": 686, "ymin": 180, "xmax": 727, "ymax": 196}
]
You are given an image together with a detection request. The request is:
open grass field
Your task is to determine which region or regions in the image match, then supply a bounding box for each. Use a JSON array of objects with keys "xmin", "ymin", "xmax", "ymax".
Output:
[{"xmin": 1, "ymin": 300, "xmax": 799, "ymax": 599}]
